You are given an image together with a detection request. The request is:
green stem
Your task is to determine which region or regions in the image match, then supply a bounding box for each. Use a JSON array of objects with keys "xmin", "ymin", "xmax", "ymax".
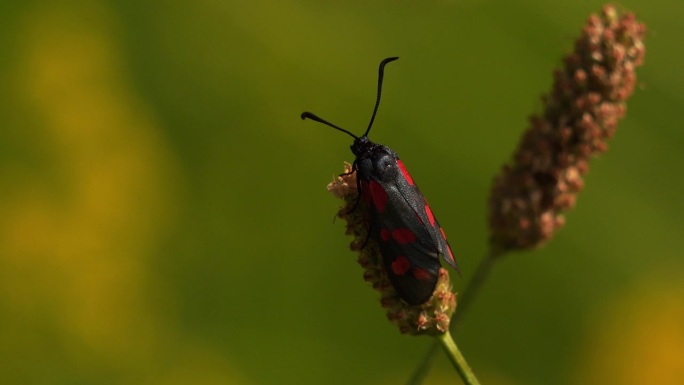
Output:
[
  {"xmin": 452, "ymin": 248, "xmax": 501, "ymax": 327},
  {"xmin": 437, "ymin": 331, "xmax": 481, "ymax": 385},
  {"xmin": 405, "ymin": 249, "xmax": 502, "ymax": 385}
]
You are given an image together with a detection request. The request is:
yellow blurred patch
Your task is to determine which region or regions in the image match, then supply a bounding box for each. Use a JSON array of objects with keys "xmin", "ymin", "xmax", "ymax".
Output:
[
  {"xmin": 144, "ymin": 341, "xmax": 252, "ymax": 385},
  {"xmin": 0, "ymin": 1, "xmax": 197, "ymax": 379},
  {"xmin": 575, "ymin": 274, "xmax": 684, "ymax": 385}
]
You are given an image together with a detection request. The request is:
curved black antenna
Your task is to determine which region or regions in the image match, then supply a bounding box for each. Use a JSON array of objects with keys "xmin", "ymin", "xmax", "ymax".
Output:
[
  {"xmin": 301, "ymin": 112, "xmax": 358, "ymax": 139},
  {"xmin": 301, "ymin": 57, "xmax": 399, "ymax": 140},
  {"xmin": 363, "ymin": 56, "xmax": 399, "ymax": 137}
]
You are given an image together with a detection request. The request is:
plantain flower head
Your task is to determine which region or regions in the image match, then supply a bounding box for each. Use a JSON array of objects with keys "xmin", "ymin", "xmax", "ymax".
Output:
[{"xmin": 489, "ymin": 5, "xmax": 646, "ymax": 251}]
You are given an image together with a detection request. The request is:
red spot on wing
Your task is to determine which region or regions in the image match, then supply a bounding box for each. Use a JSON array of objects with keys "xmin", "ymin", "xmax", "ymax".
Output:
[
  {"xmin": 392, "ymin": 228, "xmax": 417, "ymax": 244},
  {"xmin": 391, "ymin": 256, "xmax": 411, "ymax": 276},
  {"xmin": 412, "ymin": 267, "xmax": 432, "ymax": 281},
  {"xmin": 445, "ymin": 244, "xmax": 455, "ymax": 262},
  {"xmin": 425, "ymin": 204, "xmax": 435, "ymax": 227},
  {"xmin": 360, "ymin": 181, "xmax": 371, "ymax": 206},
  {"xmin": 438, "ymin": 227, "xmax": 455, "ymax": 262},
  {"xmin": 397, "ymin": 160, "xmax": 414, "ymax": 186},
  {"xmin": 369, "ymin": 180, "xmax": 388, "ymax": 212},
  {"xmin": 380, "ymin": 228, "xmax": 391, "ymax": 241}
]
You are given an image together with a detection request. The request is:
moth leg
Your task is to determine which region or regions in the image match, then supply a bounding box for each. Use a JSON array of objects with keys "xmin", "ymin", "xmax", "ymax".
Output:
[
  {"xmin": 338, "ymin": 161, "xmax": 357, "ymax": 177},
  {"xmin": 342, "ymin": 161, "xmax": 365, "ymax": 215}
]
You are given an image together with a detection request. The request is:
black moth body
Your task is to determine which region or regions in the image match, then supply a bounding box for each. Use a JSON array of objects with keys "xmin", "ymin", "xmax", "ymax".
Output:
[{"xmin": 302, "ymin": 57, "xmax": 459, "ymax": 305}]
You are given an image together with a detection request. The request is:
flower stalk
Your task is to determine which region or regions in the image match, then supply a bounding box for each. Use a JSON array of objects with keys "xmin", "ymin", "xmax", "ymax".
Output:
[{"xmin": 438, "ymin": 331, "xmax": 481, "ymax": 385}]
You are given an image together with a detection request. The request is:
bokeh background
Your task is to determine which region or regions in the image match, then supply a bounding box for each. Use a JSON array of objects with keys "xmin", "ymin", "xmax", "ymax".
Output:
[{"xmin": 1, "ymin": 0, "xmax": 682, "ymax": 384}]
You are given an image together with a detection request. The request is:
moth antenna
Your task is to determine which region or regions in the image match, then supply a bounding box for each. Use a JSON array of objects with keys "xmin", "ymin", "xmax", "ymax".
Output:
[
  {"xmin": 301, "ymin": 112, "xmax": 358, "ymax": 139},
  {"xmin": 363, "ymin": 56, "xmax": 399, "ymax": 138}
]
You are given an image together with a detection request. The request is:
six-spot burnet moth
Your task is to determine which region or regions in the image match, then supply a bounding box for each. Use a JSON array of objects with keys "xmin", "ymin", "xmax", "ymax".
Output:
[{"xmin": 302, "ymin": 57, "xmax": 459, "ymax": 305}]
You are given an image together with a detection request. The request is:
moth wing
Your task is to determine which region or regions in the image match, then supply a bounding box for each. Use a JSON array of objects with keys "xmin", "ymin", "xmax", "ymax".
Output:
[
  {"xmin": 367, "ymin": 179, "xmax": 442, "ymax": 305},
  {"xmin": 375, "ymin": 231, "xmax": 440, "ymax": 305},
  {"xmin": 394, "ymin": 160, "xmax": 460, "ymax": 273}
]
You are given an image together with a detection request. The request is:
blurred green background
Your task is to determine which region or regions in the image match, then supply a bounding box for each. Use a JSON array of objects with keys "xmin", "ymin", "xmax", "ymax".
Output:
[{"xmin": 1, "ymin": 0, "xmax": 682, "ymax": 384}]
